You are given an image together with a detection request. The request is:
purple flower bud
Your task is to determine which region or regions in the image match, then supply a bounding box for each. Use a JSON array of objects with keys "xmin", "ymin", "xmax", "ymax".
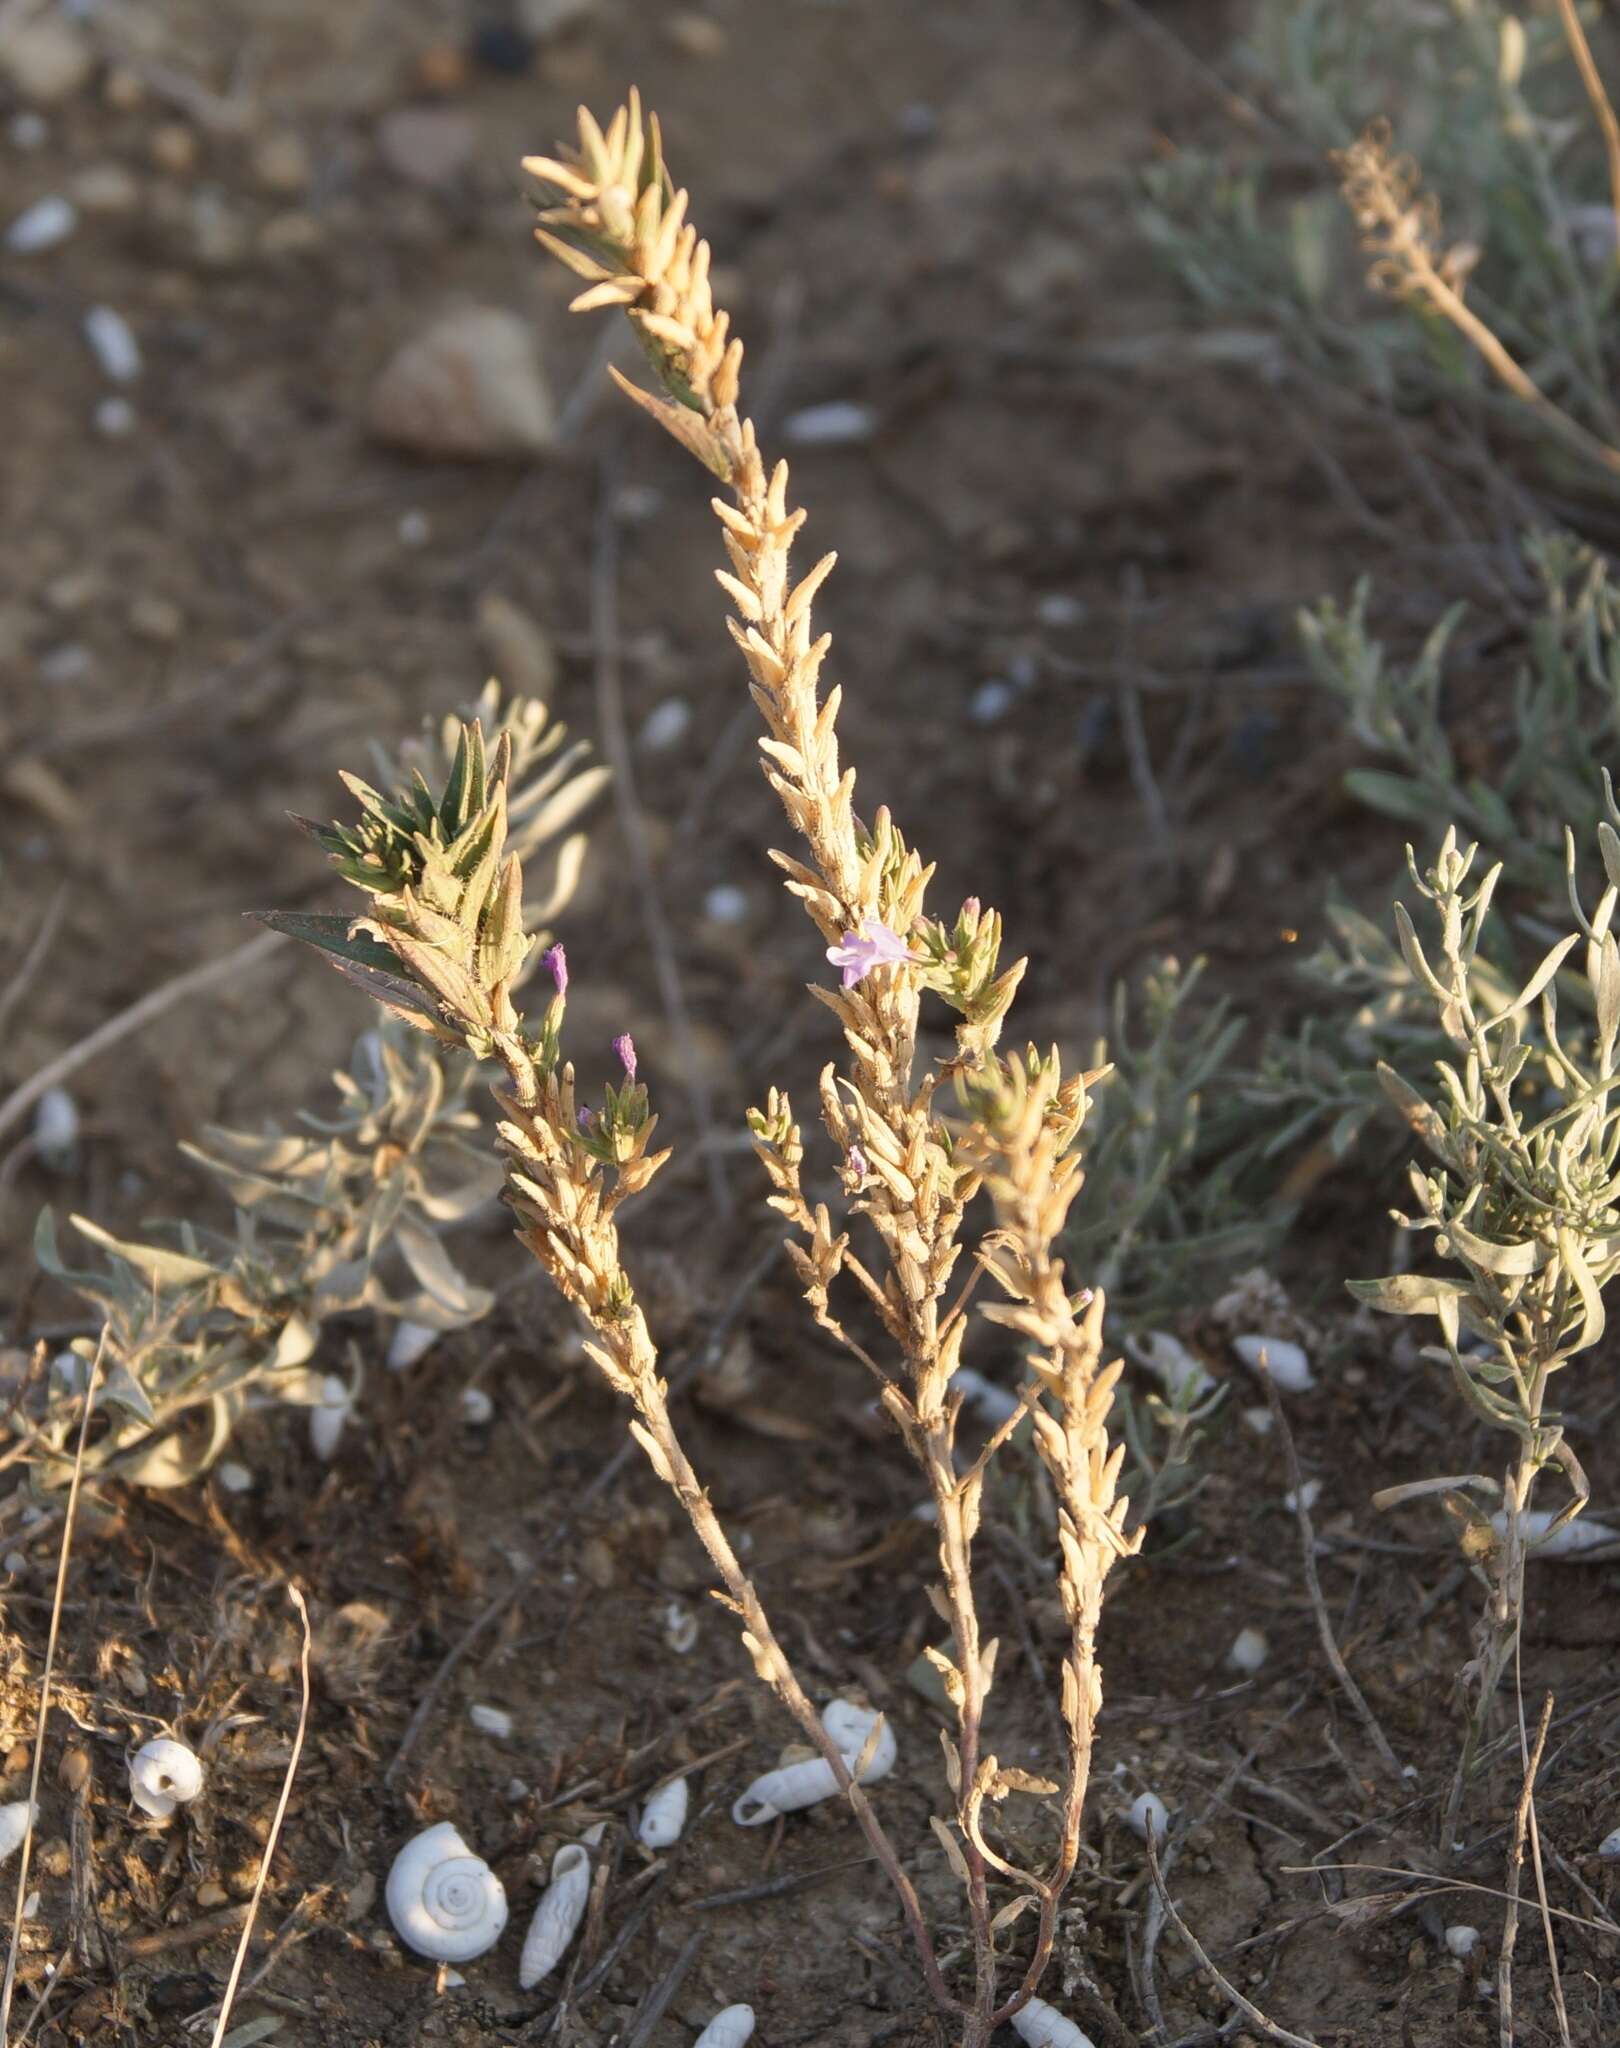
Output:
[
  {"xmin": 542, "ymin": 943, "xmax": 568, "ymax": 996},
  {"xmin": 961, "ymin": 897, "xmax": 980, "ymax": 922},
  {"xmin": 577, "ymin": 1106, "xmax": 596, "ymax": 1131},
  {"xmin": 847, "ymin": 1145, "xmax": 869, "ymax": 1179},
  {"xmin": 613, "ymin": 1033, "xmax": 637, "ymax": 1083}
]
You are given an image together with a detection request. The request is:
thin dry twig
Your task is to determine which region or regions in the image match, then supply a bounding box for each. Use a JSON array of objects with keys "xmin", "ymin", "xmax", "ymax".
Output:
[
  {"xmin": 0, "ymin": 888, "xmax": 67, "ymax": 1041},
  {"xmin": 0, "ymin": 1335, "xmax": 102, "ymax": 2045},
  {"xmin": 1553, "ymin": 0, "xmax": 1620, "ymax": 257},
  {"xmin": 1337, "ymin": 124, "xmax": 1620, "ymax": 482},
  {"xmin": 1144, "ymin": 1830, "xmax": 1321, "ymax": 2048},
  {"xmin": 206, "ymin": 1584, "xmax": 313, "ymax": 2048},
  {"xmin": 1498, "ymin": 1689, "xmax": 1565, "ymax": 2048},
  {"xmin": 1262, "ymin": 1366, "xmax": 1407, "ymax": 1785},
  {"xmin": 0, "ymin": 930, "xmax": 284, "ymax": 1148}
]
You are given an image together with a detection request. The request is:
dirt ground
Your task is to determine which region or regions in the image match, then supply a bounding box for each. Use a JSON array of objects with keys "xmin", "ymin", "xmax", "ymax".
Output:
[{"xmin": 3, "ymin": 1, "xmax": 1620, "ymax": 2043}]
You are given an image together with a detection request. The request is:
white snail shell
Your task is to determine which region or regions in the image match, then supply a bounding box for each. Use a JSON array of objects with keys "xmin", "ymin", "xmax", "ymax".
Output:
[
  {"xmin": 733, "ymin": 1698, "xmax": 896, "ymax": 1826},
  {"xmin": 1227, "ymin": 1627, "xmax": 1269, "ymax": 1675},
  {"xmin": 388, "ymin": 1320, "xmax": 439, "ymax": 1373},
  {"xmin": 518, "ymin": 1841, "xmax": 591, "ymax": 1989},
  {"xmin": 386, "ymin": 1821, "xmax": 508, "ymax": 1963},
  {"xmin": 694, "ymin": 2005, "xmax": 756, "ymax": 2048},
  {"xmin": 310, "ymin": 1374, "xmax": 351, "ymax": 1461},
  {"xmin": 1127, "ymin": 1791, "xmax": 1168, "ymax": 1842},
  {"xmin": 1445, "ymin": 1924, "xmax": 1480, "ymax": 1958},
  {"xmin": 0, "ymin": 1801, "xmax": 37, "ymax": 1864},
  {"xmin": 637, "ymin": 1774, "xmax": 689, "ymax": 1850},
  {"xmin": 1011, "ymin": 1997, "xmax": 1097, "ymax": 2048},
  {"xmin": 1231, "ymin": 1333, "xmax": 1313, "ymax": 1392},
  {"xmin": 130, "ymin": 1738, "xmax": 203, "ymax": 1821}
]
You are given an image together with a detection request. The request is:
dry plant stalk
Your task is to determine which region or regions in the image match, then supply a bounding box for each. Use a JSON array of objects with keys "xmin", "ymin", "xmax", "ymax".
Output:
[
  {"xmin": 1335, "ymin": 119, "xmax": 1620, "ymax": 481},
  {"xmin": 275, "ymin": 92, "xmax": 1134, "ymax": 2046}
]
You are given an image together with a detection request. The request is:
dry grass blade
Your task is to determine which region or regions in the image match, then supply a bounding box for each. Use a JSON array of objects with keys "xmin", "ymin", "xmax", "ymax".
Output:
[
  {"xmin": 1143, "ymin": 1829, "xmax": 1321, "ymax": 2048},
  {"xmin": 206, "ymin": 1583, "xmax": 313, "ymax": 2048},
  {"xmin": 0, "ymin": 887, "xmax": 67, "ymax": 1042},
  {"xmin": 1553, "ymin": 0, "xmax": 1620, "ymax": 250},
  {"xmin": 1262, "ymin": 1367, "xmax": 1407, "ymax": 1785},
  {"xmin": 0, "ymin": 929, "xmax": 283, "ymax": 1147},
  {"xmin": 0, "ymin": 1334, "xmax": 103, "ymax": 2047},
  {"xmin": 1498, "ymin": 1689, "xmax": 1564, "ymax": 2048}
]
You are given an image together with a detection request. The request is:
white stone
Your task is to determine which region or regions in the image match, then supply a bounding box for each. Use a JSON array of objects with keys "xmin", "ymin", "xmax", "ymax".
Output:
[
  {"xmin": 33, "ymin": 1087, "xmax": 79, "ymax": 1170},
  {"xmin": 468, "ymin": 1703, "xmax": 512, "ymax": 1739},
  {"xmin": 782, "ymin": 400, "xmax": 876, "ymax": 447},
  {"xmin": 0, "ymin": 20, "xmax": 92, "ymax": 104},
  {"xmin": 1227, "ymin": 1627, "xmax": 1269, "ymax": 1675},
  {"xmin": 369, "ymin": 307, "xmax": 556, "ymax": 459},
  {"xmin": 970, "ymin": 679, "xmax": 1018, "ymax": 725},
  {"xmin": 638, "ymin": 696, "xmax": 691, "ymax": 751},
  {"xmin": 703, "ymin": 884, "xmax": 749, "ymax": 925},
  {"xmin": 217, "ymin": 1461, "xmax": 254, "ymax": 1494},
  {"xmin": 6, "ymin": 195, "xmax": 75, "ymax": 252},
  {"xmin": 1231, "ymin": 1333, "xmax": 1313, "ymax": 1392},
  {"xmin": 95, "ymin": 397, "xmax": 137, "ymax": 438},
  {"xmin": 459, "ymin": 1386, "xmax": 494, "ymax": 1426},
  {"xmin": 84, "ymin": 306, "xmax": 141, "ymax": 383}
]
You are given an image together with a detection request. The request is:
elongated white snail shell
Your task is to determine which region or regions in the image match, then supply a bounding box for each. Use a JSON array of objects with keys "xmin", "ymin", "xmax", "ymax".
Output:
[
  {"xmin": 733, "ymin": 1698, "xmax": 897, "ymax": 1826},
  {"xmin": 387, "ymin": 1320, "xmax": 439, "ymax": 1373},
  {"xmin": 310, "ymin": 1374, "xmax": 351, "ymax": 1461},
  {"xmin": 386, "ymin": 1821, "xmax": 508, "ymax": 1963},
  {"xmin": 519, "ymin": 1841, "xmax": 591, "ymax": 1989},
  {"xmin": 637, "ymin": 1774, "xmax": 689, "ymax": 1850},
  {"xmin": 1011, "ymin": 1997, "xmax": 1096, "ymax": 2048},
  {"xmin": 130, "ymin": 1738, "xmax": 204, "ymax": 1820},
  {"xmin": 694, "ymin": 2005, "xmax": 756, "ymax": 2048},
  {"xmin": 0, "ymin": 1801, "xmax": 37, "ymax": 1864}
]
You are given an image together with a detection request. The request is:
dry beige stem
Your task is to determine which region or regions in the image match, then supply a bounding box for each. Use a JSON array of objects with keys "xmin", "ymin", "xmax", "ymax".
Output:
[
  {"xmin": 523, "ymin": 94, "xmax": 1134, "ymax": 2044},
  {"xmin": 1335, "ymin": 121, "xmax": 1620, "ymax": 481}
]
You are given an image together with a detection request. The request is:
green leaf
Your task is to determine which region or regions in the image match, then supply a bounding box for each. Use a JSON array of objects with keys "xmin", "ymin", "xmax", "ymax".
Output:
[
  {"xmin": 1343, "ymin": 769, "xmax": 1439, "ymax": 827},
  {"xmin": 253, "ymin": 912, "xmax": 403, "ymax": 977},
  {"xmin": 1347, "ymin": 1273, "xmax": 1471, "ymax": 1317},
  {"xmin": 70, "ymin": 1217, "xmax": 220, "ymax": 1290}
]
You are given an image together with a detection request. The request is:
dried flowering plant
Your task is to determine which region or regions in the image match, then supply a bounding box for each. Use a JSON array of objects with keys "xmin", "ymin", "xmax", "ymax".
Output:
[
  {"xmin": 1351, "ymin": 803, "xmax": 1620, "ymax": 1849},
  {"xmin": 24, "ymin": 688, "xmax": 599, "ymax": 1491},
  {"xmin": 270, "ymin": 93, "xmax": 1138, "ymax": 2045}
]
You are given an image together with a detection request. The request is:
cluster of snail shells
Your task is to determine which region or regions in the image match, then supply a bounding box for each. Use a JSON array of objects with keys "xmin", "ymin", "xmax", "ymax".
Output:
[{"xmin": 732, "ymin": 1698, "xmax": 896, "ymax": 1827}]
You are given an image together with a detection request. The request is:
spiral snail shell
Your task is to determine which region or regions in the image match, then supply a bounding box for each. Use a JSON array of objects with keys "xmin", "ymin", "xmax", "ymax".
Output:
[
  {"xmin": 385, "ymin": 1821, "xmax": 508, "ymax": 1963},
  {"xmin": 693, "ymin": 2005, "xmax": 756, "ymax": 2048},
  {"xmin": 0, "ymin": 1801, "xmax": 37, "ymax": 1864},
  {"xmin": 1011, "ymin": 1997, "xmax": 1097, "ymax": 2048},
  {"xmin": 129, "ymin": 1738, "xmax": 204, "ymax": 1821},
  {"xmin": 518, "ymin": 1840, "xmax": 591, "ymax": 1989},
  {"xmin": 732, "ymin": 1698, "xmax": 896, "ymax": 1827},
  {"xmin": 636, "ymin": 1773, "xmax": 689, "ymax": 1850}
]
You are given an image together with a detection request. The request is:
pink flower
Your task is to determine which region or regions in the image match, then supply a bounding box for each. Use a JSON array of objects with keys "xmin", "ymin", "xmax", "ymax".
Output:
[
  {"xmin": 826, "ymin": 919, "xmax": 918, "ymax": 991},
  {"xmin": 542, "ymin": 943, "xmax": 568, "ymax": 995},
  {"xmin": 613, "ymin": 1033, "xmax": 637, "ymax": 1083},
  {"xmin": 846, "ymin": 1145, "xmax": 869, "ymax": 1179}
]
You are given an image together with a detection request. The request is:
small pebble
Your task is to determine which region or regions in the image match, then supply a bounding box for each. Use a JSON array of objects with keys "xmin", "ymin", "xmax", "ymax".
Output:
[
  {"xmin": 781, "ymin": 400, "xmax": 877, "ymax": 448},
  {"xmin": 507, "ymin": 1777, "xmax": 530, "ymax": 1802},
  {"xmin": 397, "ymin": 509, "xmax": 432, "ymax": 548},
  {"xmin": 368, "ymin": 305, "xmax": 556, "ymax": 458},
  {"xmin": 1036, "ymin": 592, "xmax": 1086, "ymax": 628},
  {"xmin": 128, "ymin": 595, "xmax": 183, "ymax": 643},
  {"xmin": 72, "ymin": 163, "xmax": 140, "ymax": 215},
  {"xmin": 638, "ymin": 697, "xmax": 692, "ymax": 751},
  {"xmin": 0, "ymin": 19, "xmax": 93, "ymax": 105},
  {"xmin": 309, "ymin": 1375, "xmax": 350, "ymax": 1461},
  {"xmin": 1445, "ymin": 1924, "xmax": 1479, "ymax": 1959},
  {"xmin": 1128, "ymin": 1791, "xmax": 1168, "ymax": 1841},
  {"xmin": 103, "ymin": 69, "xmax": 145, "ymax": 112},
  {"xmin": 1231, "ymin": 1333, "xmax": 1314, "ymax": 1392},
  {"xmin": 664, "ymin": 1599, "xmax": 698, "ymax": 1654},
  {"xmin": 1241, "ymin": 1405, "xmax": 1273, "ymax": 1435},
  {"xmin": 897, "ymin": 102, "xmax": 939, "ymax": 143},
  {"xmin": 665, "ymin": 12, "xmax": 727, "ymax": 56},
  {"xmin": 1598, "ymin": 1827, "xmax": 1620, "ymax": 1860},
  {"xmin": 469, "ymin": 1704, "xmax": 513, "ymax": 1739},
  {"xmin": 36, "ymin": 637, "xmax": 90, "ymax": 681},
  {"xmin": 150, "ymin": 124, "xmax": 199, "ymax": 175},
  {"xmin": 1284, "ymin": 1480, "xmax": 1322, "ymax": 1513},
  {"xmin": 33, "ymin": 1087, "xmax": 80, "ymax": 1170},
  {"xmin": 8, "ymin": 112, "xmax": 49, "ymax": 152},
  {"xmin": 84, "ymin": 306, "xmax": 142, "ymax": 383},
  {"xmin": 377, "ymin": 106, "xmax": 476, "ymax": 189},
  {"xmin": 3, "ymin": 1555, "xmax": 26, "ymax": 1578},
  {"xmin": 6, "ymin": 195, "xmax": 77, "ymax": 252},
  {"xmin": 95, "ymin": 396, "xmax": 138, "ymax": 438},
  {"xmin": 459, "ymin": 1387, "xmax": 494, "ymax": 1426},
  {"xmin": 216, "ymin": 1462, "xmax": 254, "ymax": 1495},
  {"xmin": 703, "ymin": 883, "xmax": 749, "ymax": 925},
  {"xmin": 251, "ymin": 132, "xmax": 311, "ymax": 196},
  {"xmin": 970, "ymin": 678, "xmax": 1018, "ymax": 725},
  {"xmin": 471, "ymin": 23, "xmax": 536, "ymax": 73},
  {"xmin": 1227, "ymin": 1627, "xmax": 1269, "ymax": 1676}
]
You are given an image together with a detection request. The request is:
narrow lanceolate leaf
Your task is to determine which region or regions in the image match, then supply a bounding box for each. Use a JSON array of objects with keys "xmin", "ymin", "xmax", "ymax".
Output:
[{"xmin": 253, "ymin": 912, "xmax": 403, "ymax": 977}]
